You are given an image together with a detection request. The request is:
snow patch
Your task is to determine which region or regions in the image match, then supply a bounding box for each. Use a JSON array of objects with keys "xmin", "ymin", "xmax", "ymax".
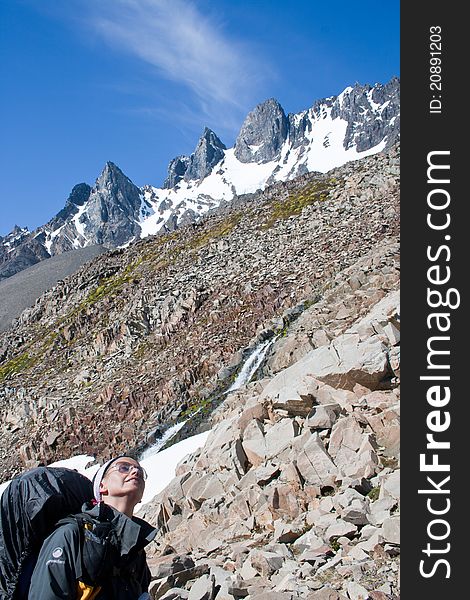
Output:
[
  {"xmin": 72, "ymin": 204, "xmax": 89, "ymax": 248},
  {"xmin": 44, "ymin": 224, "xmax": 66, "ymax": 254},
  {"xmin": 337, "ymin": 86, "xmax": 353, "ymax": 108}
]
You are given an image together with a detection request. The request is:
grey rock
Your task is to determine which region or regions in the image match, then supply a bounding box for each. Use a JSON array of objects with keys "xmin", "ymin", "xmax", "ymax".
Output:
[
  {"xmin": 273, "ymin": 520, "xmax": 304, "ymax": 544},
  {"xmin": 325, "ymin": 518, "xmax": 358, "ymax": 541},
  {"xmin": 346, "ymin": 581, "xmax": 370, "ymax": 600},
  {"xmin": 188, "ymin": 574, "xmax": 216, "ymax": 600},
  {"xmin": 47, "ymin": 183, "xmax": 92, "ymax": 232},
  {"xmin": 381, "ymin": 470, "xmax": 400, "ymax": 502},
  {"xmin": 334, "ymin": 489, "xmax": 370, "ymax": 526},
  {"xmin": 164, "ymin": 156, "xmax": 191, "ymax": 189},
  {"xmin": 293, "ymin": 431, "xmax": 338, "ymax": 487},
  {"xmin": 367, "ymin": 497, "xmax": 397, "ymax": 527},
  {"xmin": 307, "ymin": 403, "xmax": 341, "ymax": 429},
  {"xmin": 184, "ymin": 128, "xmax": 226, "ymax": 182},
  {"xmin": 249, "ymin": 593, "xmax": 292, "ymax": 600},
  {"xmin": 0, "ymin": 232, "xmax": 51, "ymax": 281},
  {"xmin": 264, "ymin": 419, "xmax": 299, "ymax": 456},
  {"xmin": 150, "ymin": 554, "xmax": 196, "ymax": 579},
  {"xmin": 227, "ymin": 574, "xmax": 250, "ymax": 597},
  {"xmin": 234, "ymin": 99, "xmax": 288, "ymax": 164},
  {"xmin": 249, "ymin": 549, "xmax": 285, "ymax": 577},
  {"xmin": 331, "ymin": 78, "xmax": 400, "ymax": 152},
  {"xmin": 79, "ymin": 161, "xmax": 143, "ymax": 247},
  {"xmin": 241, "ymin": 419, "xmax": 267, "ymax": 467},
  {"xmin": 306, "ymin": 590, "xmax": 348, "ymax": 600},
  {"xmin": 164, "ymin": 128, "xmax": 226, "ymax": 188},
  {"xmin": 0, "ymin": 181, "xmax": 90, "ymax": 281},
  {"xmin": 381, "ymin": 516, "xmax": 400, "ymax": 545}
]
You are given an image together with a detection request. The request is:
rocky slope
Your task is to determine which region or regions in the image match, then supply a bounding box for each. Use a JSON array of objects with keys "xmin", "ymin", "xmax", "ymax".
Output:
[
  {"xmin": 0, "ymin": 78, "xmax": 399, "ymax": 281},
  {"xmin": 0, "ymin": 144, "xmax": 399, "ymax": 483},
  {"xmin": 0, "ymin": 142, "xmax": 400, "ymax": 599},
  {"xmin": 140, "ymin": 280, "xmax": 400, "ymax": 599}
]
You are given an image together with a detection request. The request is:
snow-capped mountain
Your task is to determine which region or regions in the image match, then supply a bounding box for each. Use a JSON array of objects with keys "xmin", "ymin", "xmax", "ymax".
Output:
[{"xmin": 0, "ymin": 78, "xmax": 399, "ymax": 281}]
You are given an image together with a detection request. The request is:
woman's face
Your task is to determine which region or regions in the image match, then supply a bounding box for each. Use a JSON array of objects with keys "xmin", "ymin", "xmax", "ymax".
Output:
[{"xmin": 100, "ymin": 457, "xmax": 146, "ymax": 503}]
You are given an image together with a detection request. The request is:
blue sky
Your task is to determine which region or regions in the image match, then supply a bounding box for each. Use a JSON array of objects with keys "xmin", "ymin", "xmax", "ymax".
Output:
[{"xmin": 0, "ymin": 0, "xmax": 400, "ymax": 237}]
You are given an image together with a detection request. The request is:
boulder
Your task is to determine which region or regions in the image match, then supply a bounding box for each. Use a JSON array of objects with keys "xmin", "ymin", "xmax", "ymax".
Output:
[
  {"xmin": 365, "ymin": 409, "xmax": 400, "ymax": 456},
  {"xmin": 327, "ymin": 416, "xmax": 364, "ymax": 459},
  {"xmin": 263, "ymin": 373, "xmax": 320, "ymax": 416},
  {"xmin": 347, "ymin": 581, "xmax": 370, "ymax": 600},
  {"xmin": 293, "ymin": 432, "xmax": 338, "ymax": 487},
  {"xmin": 188, "ymin": 574, "xmax": 217, "ymax": 600},
  {"xmin": 241, "ymin": 419, "xmax": 268, "ymax": 466},
  {"xmin": 381, "ymin": 470, "xmax": 400, "ymax": 502},
  {"xmin": 307, "ymin": 403, "xmax": 341, "ymax": 429},
  {"xmin": 324, "ymin": 518, "xmax": 358, "ymax": 541},
  {"xmin": 261, "ymin": 328, "xmax": 390, "ymax": 417},
  {"xmin": 382, "ymin": 516, "xmax": 400, "ymax": 545},
  {"xmin": 250, "ymin": 549, "xmax": 285, "ymax": 577},
  {"xmin": 264, "ymin": 418, "xmax": 299, "ymax": 456}
]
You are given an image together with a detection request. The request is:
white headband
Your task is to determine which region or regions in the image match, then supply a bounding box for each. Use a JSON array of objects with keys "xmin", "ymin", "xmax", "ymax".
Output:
[{"xmin": 92, "ymin": 458, "xmax": 119, "ymax": 502}]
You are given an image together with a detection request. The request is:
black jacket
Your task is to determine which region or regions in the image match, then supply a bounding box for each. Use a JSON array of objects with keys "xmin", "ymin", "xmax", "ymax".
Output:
[{"xmin": 27, "ymin": 502, "xmax": 156, "ymax": 599}]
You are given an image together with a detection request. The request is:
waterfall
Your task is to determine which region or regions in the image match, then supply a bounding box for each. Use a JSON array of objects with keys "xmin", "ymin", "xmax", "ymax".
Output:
[
  {"xmin": 139, "ymin": 420, "xmax": 187, "ymax": 460},
  {"xmin": 226, "ymin": 336, "xmax": 277, "ymax": 393},
  {"xmin": 138, "ymin": 336, "xmax": 277, "ymax": 460}
]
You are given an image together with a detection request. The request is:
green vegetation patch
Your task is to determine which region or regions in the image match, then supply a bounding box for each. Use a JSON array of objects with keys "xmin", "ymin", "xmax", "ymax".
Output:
[
  {"xmin": 262, "ymin": 179, "xmax": 334, "ymax": 229},
  {"xmin": 139, "ymin": 213, "xmax": 243, "ymax": 272},
  {"xmin": 330, "ymin": 539, "xmax": 341, "ymax": 552},
  {"xmin": 0, "ymin": 330, "xmax": 61, "ymax": 382},
  {"xmin": 179, "ymin": 395, "xmax": 212, "ymax": 419},
  {"xmin": 0, "ymin": 352, "xmax": 36, "ymax": 382},
  {"xmin": 188, "ymin": 212, "xmax": 243, "ymax": 250},
  {"xmin": 367, "ymin": 486, "xmax": 381, "ymax": 501},
  {"xmin": 82, "ymin": 258, "xmax": 143, "ymax": 307}
]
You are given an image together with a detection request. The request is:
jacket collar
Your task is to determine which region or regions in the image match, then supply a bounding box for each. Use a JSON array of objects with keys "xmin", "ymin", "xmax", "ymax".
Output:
[{"xmin": 82, "ymin": 502, "xmax": 157, "ymax": 557}]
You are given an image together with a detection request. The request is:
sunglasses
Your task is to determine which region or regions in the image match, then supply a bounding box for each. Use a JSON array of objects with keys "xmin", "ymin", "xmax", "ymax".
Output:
[{"xmin": 108, "ymin": 461, "xmax": 147, "ymax": 480}]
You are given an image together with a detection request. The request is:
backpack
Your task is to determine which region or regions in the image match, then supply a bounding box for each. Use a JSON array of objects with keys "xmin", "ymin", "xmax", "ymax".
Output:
[{"xmin": 0, "ymin": 466, "xmax": 94, "ymax": 600}]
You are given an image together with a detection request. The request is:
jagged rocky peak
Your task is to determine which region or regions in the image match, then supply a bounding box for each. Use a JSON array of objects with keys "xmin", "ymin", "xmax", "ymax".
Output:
[
  {"xmin": 163, "ymin": 127, "xmax": 226, "ymax": 187},
  {"xmin": 163, "ymin": 155, "xmax": 190, "ymax": 189},
  {"xmin": 51, "ymin": 183, "xmax": 92, "ymax": 227},
  {"xmin": 92, "ymin": 161, "xmax": 141, "ymax": 211},
  {"xmin": 234, "ymin": 98, "xmax": 288, "ymax": 164},
  {"xmin": 331, "ymin": 79, "xmax": 401, "ymax": 152},
  {"xmin": 12, "ymin": 224, "xmax": 27, "ymax": 235},
  {"xmin": 4, "ymin": 225, "xmax": 29, "ymax": 240},
  {"xmin": 80, "ymin": 161, "xmax": 143, "ymax": 247},
  {"xmin": 184, "ymin": 127, "xmax": 226, "ymax": 182},
  {"xmin": 288, "ymin": 110, "xmax": 312, "ymax": 150},
  {"xmin": 0, "ymin": 77, "xmax": 399, "ymax": 282},
  {"xmin": 0, "ymin": 225, "xmax": 30, "ymax": 250},
  {"xmin": 96, "ymin": 161, "xmax": 134, "ymax": 191},
  {"xmin": 370, "ymin": 75, "xmax": 400, "ymax": 104},
  {"xmin": 67, "ymin": 182, "xmax": 92, "ymax": 206}
]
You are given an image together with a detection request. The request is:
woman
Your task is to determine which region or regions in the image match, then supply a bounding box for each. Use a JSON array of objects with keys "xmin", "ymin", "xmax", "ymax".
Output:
[{"xmin": 28, "ymin": 456, "xmax": 156, "ymax": 599}]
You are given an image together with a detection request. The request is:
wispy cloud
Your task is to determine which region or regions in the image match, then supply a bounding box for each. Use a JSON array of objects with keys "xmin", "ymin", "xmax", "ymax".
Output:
[{"xmin": 82, "ymin": 0, "xmax": 271, "ymax": 132}]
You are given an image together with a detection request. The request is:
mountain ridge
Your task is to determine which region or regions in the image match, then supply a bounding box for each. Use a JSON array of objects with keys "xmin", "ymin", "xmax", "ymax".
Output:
[{"xmin": 1, "ymin": 78, "xmax": 399, "ymax": 282}]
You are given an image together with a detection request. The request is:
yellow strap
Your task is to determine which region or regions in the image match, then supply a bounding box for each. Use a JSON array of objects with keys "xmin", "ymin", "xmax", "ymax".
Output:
[{"xmin": 77, "ymin": 580, "xmax": 102, "ymax": 600}]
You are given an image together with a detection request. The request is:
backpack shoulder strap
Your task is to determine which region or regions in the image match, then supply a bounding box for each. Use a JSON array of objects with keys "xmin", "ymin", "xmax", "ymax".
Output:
[{"xmin": 55, "ymin": 512, "xmax": 117, "ymax": 587}]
